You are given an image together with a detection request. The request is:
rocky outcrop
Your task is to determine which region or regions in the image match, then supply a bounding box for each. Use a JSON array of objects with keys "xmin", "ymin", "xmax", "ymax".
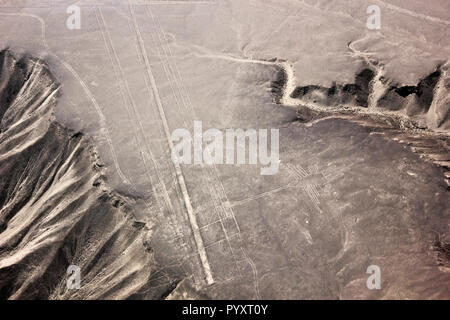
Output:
[
  {"xmin": 290, "ymin": 68, "xmax": 375, "ymax": 108},
  {"xmin": 0, "ymin": 50, "xmax": 177, "ymax": 299},
  {"xmin": 271, "ymin": 60, "xmax": 450, "ymax": 188}
]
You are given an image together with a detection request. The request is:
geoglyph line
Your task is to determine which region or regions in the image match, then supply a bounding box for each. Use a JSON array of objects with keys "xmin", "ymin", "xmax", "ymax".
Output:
[
  {"xmin": 195, "ymin": 48, "xmax": 450, "ymax": 138},
  {"xmin": 146, "ymin": 6, "xmax": 247, "ymax": 281},
  {"xmin": 374, "ymin": 0, "xmax": 450, "ymax": 26},
  {"xmin": 95, "ymin": 7, "xmax": 190, "ymax": 252},
  {"xmin": 128, "ymin": 1, "xmax": 214, "ymax": 285},
  {"xmin": 151, "ymin": 4, "xmax": 259, "ymax": 284},
  {"xmin": 0, "ymin": 12, "xmax": 139, "ymax": 193}
]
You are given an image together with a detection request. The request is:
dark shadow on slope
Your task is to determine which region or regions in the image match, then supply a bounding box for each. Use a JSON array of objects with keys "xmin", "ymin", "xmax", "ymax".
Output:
[
  {"xmin": 0, "ymin": 49, "xmax": 181, "ymax": 300},
  {"xmin": 288, "ymin": 68, "xmax": 375, "ymax": 108}
]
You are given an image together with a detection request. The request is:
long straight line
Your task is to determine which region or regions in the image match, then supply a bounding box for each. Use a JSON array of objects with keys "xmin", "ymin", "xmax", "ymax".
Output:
[
  {"xmin": 95, "ymin": 7, "xmax": 189, "ymax": 249},
  {"xmin": 128, "ymin": 1, "xmax": 214, "ymax": 285}
]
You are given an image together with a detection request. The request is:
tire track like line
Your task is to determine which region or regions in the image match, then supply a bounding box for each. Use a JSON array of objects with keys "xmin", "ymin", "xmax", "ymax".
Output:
[
  {"xmin": 147, "ymin": 7, "xmax": 257, "ymax": 283},
  {"xmin": 110, "ymin": 5, "xmax": 196, "ymax": 276},
  {"xmin": 148, "ymin": 11, "xmax": 236, "ymax": 225},
  {"xmin": 148, "ymin": 10, "xmax": 262, "ymax": 297},
  {"xmin": 135, "ymin": 9, "xmax": 207, "ymax": 260},
  {"xmin": 119, "ymin": 5, "xmax": 197, "ymax": 266},
  {"xmin": 94, "ymin": 7, "xmax": 143, "ymax": 194},
  {"xmin": 128, "ymin": 1, "xmax": 214, "ymax": 286},
  {"xmin": 95, "ymin": 7, "xmax": 189, "ymax": 252},
  {"xmin": 0, "ymin": 12, "xmax": 137, "ymax": 193},
  {"xmin": 60, "ymin": 60, "xmax": 133, "ymax": 187},
  {"xmin": 145, "ymin": 6, "xmax": 242, "ymax": 271},
  {"xmin": 374, "ymin": 0, "xmax": 450, "ymax": 26},
  {"xmin": 150, "ymin": 8, "xmax": 268, "ymax": 291},
  {"xmin": 144, "ymin": 14, "xmax": 189, "ymax": 130}
]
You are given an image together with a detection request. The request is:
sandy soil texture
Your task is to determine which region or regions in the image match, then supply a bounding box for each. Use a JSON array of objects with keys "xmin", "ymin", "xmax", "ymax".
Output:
[{"xmin": 0, "ymin": 0, "xmax": 449, "ymax": 299}]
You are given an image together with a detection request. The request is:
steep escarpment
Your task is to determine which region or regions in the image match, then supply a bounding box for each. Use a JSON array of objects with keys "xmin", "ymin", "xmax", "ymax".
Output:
[
  {"xmin": 273, "ymin": 62, "xmax": 450, "ymax": 131},
  {"xmin": 0, "ymin": 50, "xmax": 177, "ymax": 299},
  {"xmin": 290, "ymin": 68, "xmax": 375, "ymax": 108},
  {"xmin": 271, "ymin": 59, "xmax": 450, "ymax": 188}
]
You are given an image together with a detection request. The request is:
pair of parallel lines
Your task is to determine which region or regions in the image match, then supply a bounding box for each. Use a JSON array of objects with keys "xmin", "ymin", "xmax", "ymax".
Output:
[
  {"xmin": 127, "ymin": 1, "xmax": 214, "ymax": 285},
  {"xmin": 144, "ymin": 6, "xmax": 264, "ymax": 289},
  {"xmin": 94, "ymin": 7, "xmax": 188, "ymax": 257},
  {"xmin": 144, "ymin": 6, "xmax": 243, "ymax": 278}
]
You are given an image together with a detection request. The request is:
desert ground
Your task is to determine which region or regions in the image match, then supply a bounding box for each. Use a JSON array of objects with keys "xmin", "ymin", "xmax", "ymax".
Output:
[{"xmin": 0, "ymin": 0, "xmax": 449, "ymax": 299}]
